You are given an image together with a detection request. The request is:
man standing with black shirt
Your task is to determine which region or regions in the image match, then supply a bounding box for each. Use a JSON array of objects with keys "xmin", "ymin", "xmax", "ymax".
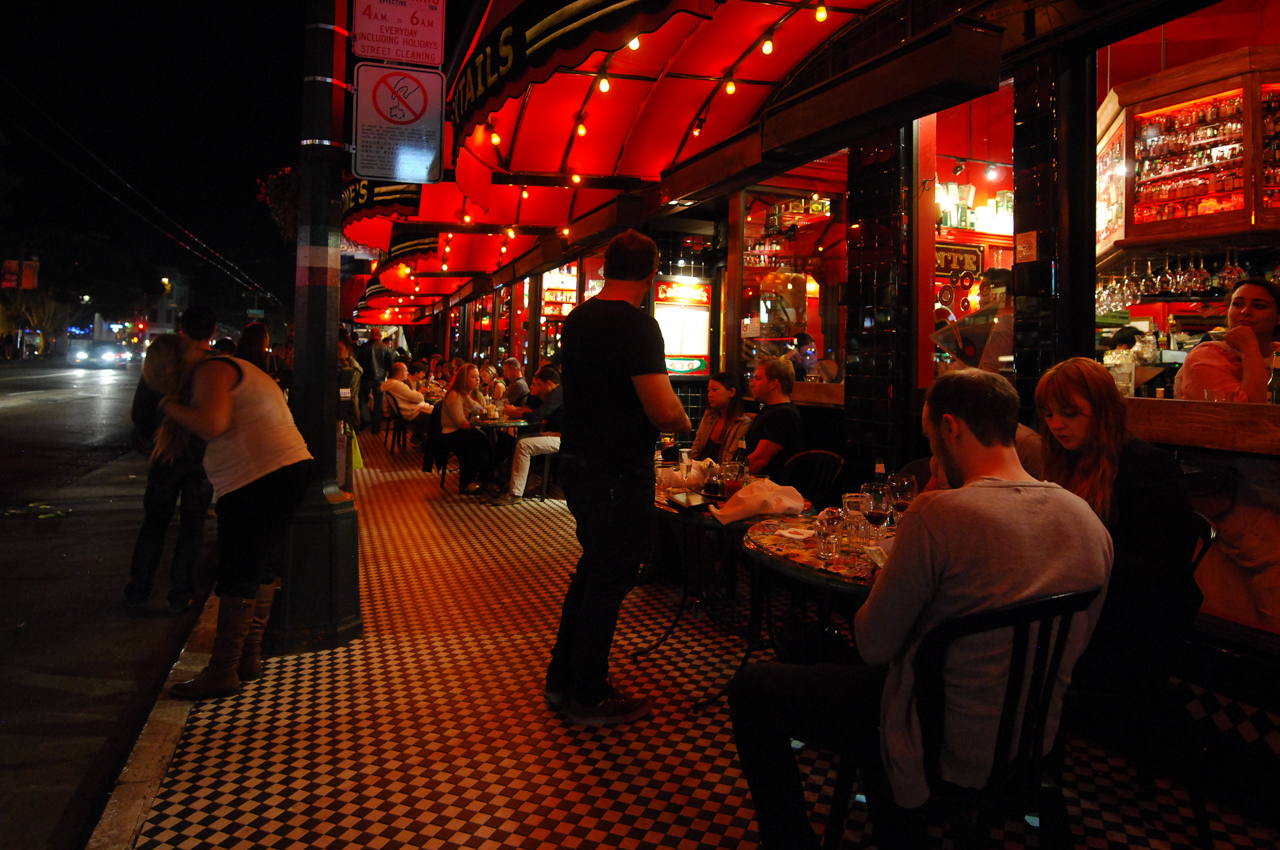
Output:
[
  {"xmin": 547, "ymin": 230, "xmax": 691, "ymax": 725},
  {"xmin": 744, "ymin": 357, "xmax": 804, "ymax": 481},
  {"xmin": 356, "ymin": 328, "xmax": 393, "ymax": 432}
]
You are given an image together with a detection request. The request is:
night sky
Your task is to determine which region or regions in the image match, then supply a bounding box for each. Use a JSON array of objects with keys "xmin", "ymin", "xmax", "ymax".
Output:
[{"xmin": 1, "ymin": 2, "xmax": 475, "ymax": 324}]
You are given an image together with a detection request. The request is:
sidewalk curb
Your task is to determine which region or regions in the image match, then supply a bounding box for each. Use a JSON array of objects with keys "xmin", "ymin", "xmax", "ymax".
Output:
[{"xmin": 85, "ymin": 599, "xmax": 219, "ymax": 850}]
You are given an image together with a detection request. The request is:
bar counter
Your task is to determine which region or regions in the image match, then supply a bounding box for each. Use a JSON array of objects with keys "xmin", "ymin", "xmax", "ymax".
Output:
[{"xmin": 1123, "ymin": 397, "xmax": 1280, "ymax": 456}]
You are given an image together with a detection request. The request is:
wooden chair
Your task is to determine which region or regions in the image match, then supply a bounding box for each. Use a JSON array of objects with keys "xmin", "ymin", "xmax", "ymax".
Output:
[
  {"xmin": 825, "ymin": 588, "xmax": 1101, "ymax": 850},
  {"xmin": 384, "ymin": 401, "xmax": 408, "ymax": 454},
  {"xmin": 783, "ymin": 450, "xmax": 844, "ymax": 510}
]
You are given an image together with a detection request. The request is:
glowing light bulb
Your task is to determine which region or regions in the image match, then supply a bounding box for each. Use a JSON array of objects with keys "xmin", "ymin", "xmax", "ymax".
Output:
[
  {"xmin": 762, "ymin": 38, "xmax": 773, "ymax": 55},
  {"xmin": 507, "ymin": 228, "xmax": 515, "ymax": 238},
  {"xmin": 692, "ymin": 125, "xmax": 700, "ymax": 136},
  {"xmin": 562, "ymin": 228, "xmax": 570, "ymax": 236},
  {"xmin": 628, "ymin": 37, "xmax": 640, "ymax": 50},
  {"xmin": 598, "ymin": 77, "xmax": 610, "ymax": 93},
  {"xmin": 501, "ymin": 245, "xmax": 508, "ymax": 253},
  {"xmin": 571, "ymin": 173, "xmax": 581, "ymax": 184},
  {"xmin": 577, "ymin": 122, "xmax": 586, "ymax": 136},
  {"xmin": 816, "ymin": 4, "xmax": 827, "ymax": 22},
  {"xmin": 463, "ymin": 214, "xmax": 472, "ymax": 223},
  {"xmin": 445, "ymin": 245, "xmax": 451, "ymax": 253},
  {"xmin": 726, "ymin": 79, "xmax": 736, "ymax": 95},
  {"xmin": 490, "ymin": 130, "xmax": 501, "ymax": 145},
  {"xmin": 442, "ymin": 263, "xmax": 449, "ymax": 271},
  {"xmin": 522, "ymin": 188, "xmax": 529, "ymax": 198}
]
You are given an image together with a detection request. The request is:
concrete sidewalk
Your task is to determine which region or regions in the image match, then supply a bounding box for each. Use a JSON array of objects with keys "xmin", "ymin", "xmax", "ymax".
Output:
[{"xmin": 0, "ymin": 450, "xmax": 214, "ymax": 850}]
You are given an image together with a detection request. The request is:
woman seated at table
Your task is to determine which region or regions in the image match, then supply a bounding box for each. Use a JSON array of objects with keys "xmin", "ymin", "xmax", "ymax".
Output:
[
  {"xmin": 1036, "ymin": 357, "xmax": 1200, "ymax": 698},
  {"xmin": 1175, "ymin": 277, "xmax": 1279, "ymax": 403},
  {"xmin": 441, "ymin": 363, "xmax": 494, "ymax": 494},
  {"xmin": 690, "ymin": 371, "xmax": 752, "ymax": 465},
  {"xmin": 478, "ymin": 365, "xmax": 500, "ymax": 400}
]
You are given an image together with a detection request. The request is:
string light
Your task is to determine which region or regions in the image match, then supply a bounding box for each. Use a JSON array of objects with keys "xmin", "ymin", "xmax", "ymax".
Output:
[
  {"xmin": 507, "ymin": 228, "xmax": 515, "ymax": 238},
  {"xmin": 598, "ymin": 76, "xmax": 610, "ymax": 93},
  {"xmin": 725, "ymin": 77, "xmax": 736, "ymax": 95},
  {"xmin": 762, "ymin": 33, "xmax": 774, "ymax": 55},
  {"xmin": 576, "ymin": 113, "xmax": 587, "ymax": 136},
  {"xmin": 816, "ymin": 4, "xmax": 827, "ymax": 22},
  {"xmin": 571, "ymin": 173, "xmax": 581, "ymax": 184},
  {"xmin": 521, "ymin": 188, "xmax": 529, "ymax": 199},
  {"xmin": 442, "ymin": 263, "xmax": 449, "ymax": 271},
  {"xmin": 692, "ymin": 116, "xmax": 704, "ymax": 136},
  {"xmin": 562, "ymin": 228, "xmax": 570, "ymax": 236},
  {"xmin": 628, "ymin": 37, "xmax": 640, "ymax": 50},
  {"xmin": 463, "ymin": 213, "xmax": 472, "ymax": 223}
]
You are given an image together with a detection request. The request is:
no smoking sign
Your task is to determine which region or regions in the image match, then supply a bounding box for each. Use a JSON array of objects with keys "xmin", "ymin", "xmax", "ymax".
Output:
[{"xmin": 354, "ymin": 63, "xmax": 444, "ymax": 184}]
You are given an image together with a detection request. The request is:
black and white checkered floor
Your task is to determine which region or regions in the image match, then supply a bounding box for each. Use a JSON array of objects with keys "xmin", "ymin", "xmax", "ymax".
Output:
[{"xmin": 134, "ymin": 434, "xmax": 1280, "ymax": 849}]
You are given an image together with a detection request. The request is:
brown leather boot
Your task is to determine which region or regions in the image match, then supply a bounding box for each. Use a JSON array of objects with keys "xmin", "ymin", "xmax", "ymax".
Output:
[
  {"xmin": 238, "ymin": 579, "xmax": 280, "ymax": 682},
  {"xmin": 171, "ymin": 595, "xmax": 255, "ymax": 700}
]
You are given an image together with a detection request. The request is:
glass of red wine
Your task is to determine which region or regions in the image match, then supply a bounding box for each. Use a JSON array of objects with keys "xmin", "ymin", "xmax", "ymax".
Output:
[
  {"xmin": 887, "ymin": 474, "xmax": 917, "ymax": 525},
  {"xmin": 860, "ymin": 483, "xmax": 892, "ymax": 541}
]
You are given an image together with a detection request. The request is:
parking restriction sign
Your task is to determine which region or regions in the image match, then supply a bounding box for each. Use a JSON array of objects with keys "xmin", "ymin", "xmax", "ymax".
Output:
[
  {"xmin": 352, "ymin": 0, "xmax": 443, "ymax": 67},
  {"xmin": 353, "ymin": 63, "xmax": 444, "ymax": 184}
]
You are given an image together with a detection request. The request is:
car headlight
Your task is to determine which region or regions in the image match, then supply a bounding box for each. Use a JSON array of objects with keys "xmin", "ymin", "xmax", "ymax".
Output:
[
  {"xmin": 75, "ymin": 351, "xmax": 88, "ymax": 361},
  {"xmin": 101, "ymin": 351, "xmax": 116, "ymax": 362}
]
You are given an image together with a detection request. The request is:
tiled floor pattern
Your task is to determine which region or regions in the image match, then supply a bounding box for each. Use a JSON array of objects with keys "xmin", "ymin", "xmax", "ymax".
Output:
[{"xmin": 133, "ymin": 435, "xmax": 1280, "ymax": 849}]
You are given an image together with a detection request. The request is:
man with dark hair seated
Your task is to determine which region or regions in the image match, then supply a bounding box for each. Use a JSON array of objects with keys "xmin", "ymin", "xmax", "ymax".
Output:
[
  {"xmin": 728, "ymin": 369, "xmax": 1111, "ymax": 848},
  {"xmin": 490, "ymin": 366, "xmax": 564, "ymax": 506}
]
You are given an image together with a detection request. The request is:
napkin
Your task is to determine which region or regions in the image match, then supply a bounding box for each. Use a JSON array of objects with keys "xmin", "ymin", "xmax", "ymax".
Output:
[{"xmin": 709, "ymin": 479, "xmax": 804, "ymax": 525}]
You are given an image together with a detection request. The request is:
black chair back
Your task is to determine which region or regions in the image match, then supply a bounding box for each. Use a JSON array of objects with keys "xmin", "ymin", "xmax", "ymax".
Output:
[
  {"xmin": 913, "ymin": 588, "xmax": 1100, "ymax": 845},
  {"xmin": 421, "ymin": 403, "xmax": 448, "ymax": 473},
  {"xmin": 782, "ymin": 449, "xmax": 844, "ymax": 509}
]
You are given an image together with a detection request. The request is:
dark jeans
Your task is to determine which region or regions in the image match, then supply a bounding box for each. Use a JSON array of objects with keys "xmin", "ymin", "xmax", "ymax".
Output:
[
  {"xmin": 215, "ymin": 460, "xmax": 312, "ymax": 599},
  {"xmin": 126, "ymin": 454, "xmax": 213, "ymax": 607},
  {"xmin": 547, "ymin": 462, "xmax": 653, "ymax": 706},
  {"xmin": 728, "ymin": 661, "xmax": 923, "ymax": 850},
  {"xmin": 444, "ymin": 428, "xmax": 494, "ymax": 486},
  {"xmin": 359, "ymin": 381, "xmax": 385, "ymax": 431}
]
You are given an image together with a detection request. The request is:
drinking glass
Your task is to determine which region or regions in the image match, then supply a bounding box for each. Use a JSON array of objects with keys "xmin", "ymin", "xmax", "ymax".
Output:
[
  {"xmin": 815, "ymin": 511, "xmax": 844, "ymax": 561},
  {"xmin": 860, "ymin": 483, "xmax": 892, "ymax": 541},
  {"xmin": 887, "ymin": 474, "xmax": 917, "ymax": 523},
  {"xmin": 843, "ymin": 493, "xmax": 869, "ymax": 545},
  {"xmin": 723, "ymin": 462, "xmax": 744, "ymax": 497}
]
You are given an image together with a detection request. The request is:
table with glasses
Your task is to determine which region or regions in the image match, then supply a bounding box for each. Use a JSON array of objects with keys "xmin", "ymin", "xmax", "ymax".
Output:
[{"xmin": 740, "ymin": 515, "xmax": 893, "ymax": 668}]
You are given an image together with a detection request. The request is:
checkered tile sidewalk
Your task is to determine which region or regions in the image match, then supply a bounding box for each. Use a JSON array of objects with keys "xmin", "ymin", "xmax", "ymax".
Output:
[{"xmin": 132, "ymin": 435, "xmax": 1280, "ymax": 849}]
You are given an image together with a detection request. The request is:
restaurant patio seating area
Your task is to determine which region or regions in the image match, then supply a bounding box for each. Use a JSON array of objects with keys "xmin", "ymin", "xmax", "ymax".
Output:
[{"xmin": 126, "ymin": 432, "xmax": 1280, "ymax": 849}]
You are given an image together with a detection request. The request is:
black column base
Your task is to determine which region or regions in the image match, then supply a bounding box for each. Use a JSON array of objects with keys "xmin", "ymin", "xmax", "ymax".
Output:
[{"xmin": 268, "ymin": 481, "xmax": 362, "ymax": 654}]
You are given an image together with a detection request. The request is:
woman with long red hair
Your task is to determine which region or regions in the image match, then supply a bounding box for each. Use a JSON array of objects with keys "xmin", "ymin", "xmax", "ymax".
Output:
[{"xmin": 1036, "ymin": 357, "xmax": 1200, "ymax": 697}]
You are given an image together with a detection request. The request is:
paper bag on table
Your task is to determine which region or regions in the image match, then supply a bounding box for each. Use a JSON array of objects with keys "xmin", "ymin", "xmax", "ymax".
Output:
[{"xmin": 709, "ymin": 479, "xmax": 804, "ymax": 525}]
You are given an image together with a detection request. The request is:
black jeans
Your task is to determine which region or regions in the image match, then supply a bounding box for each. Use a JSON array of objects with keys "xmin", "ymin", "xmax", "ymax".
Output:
[
  {"xmin": 444, "ymin": 428, "xmax": 494, "ymax": 486},
  {"xmin": 126, "ymin": 453, "xmax": 213, "ymax": 606},
  {"xmin": 547, "ymin": 462, "xmax": 653, "ymax": 706},
  {"xmin": 214, "ymin": 460, "xmax": 312, "ymax": 599},
  {"xmin": 728, "ymin": 661, "xmax": 923, "ymax": 849}
]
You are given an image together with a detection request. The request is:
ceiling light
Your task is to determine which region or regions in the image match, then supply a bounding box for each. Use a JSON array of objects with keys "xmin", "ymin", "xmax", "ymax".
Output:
[
  {"xmin": 444, "ymin": 245, "xmax": 451, "ymax": 252},
  {"xmin": 953, "ymin": 160, "xmax": 966, "ymax": 176},
  {"xmin": 693, "ymin": 116, "xmax": 705, "ymax": 136},
  {"xmin": 628, "ymin": 37, "xmax": 640, "ymax": 50},
  {"xmin": 816, "ymin": 5, "xmax": 828, "ymax": 22},
  {"xmin": 521, "ymin": 188, "xmax": 529, "ymax": 199},
  {"xmin": 725, "ymin": 77, "xmax": 736, "ymax": 95},
  {"xmin": 563, "ymin": 228, "xmax": 570, "ymax": 236},
  {"xmin": 762, "ymin": 37, "xmax": 773, "ymax": 55},
  {"xmin": 490, "ymin": 130, "xmax": 500, "ymax": 145},
  {"xmin": 598, "ymin": 76, "xmax": 610, "ymax": 93},
  {"xmin": 812, "ymin": 193, "xmax": 819, "ymax": 200},
  {"xmin": 571, "ymin": 173, "xmax": 581, "ymax": 183},
  {"xmin": 985, "ymin": 163, "xmax": 1000, "ymax": 180},
  {"xmin": 507, "ymin": 228, "xmax": 515, "ymax": 238},
  {"xmin": 442, "ymin": 263, "xmax": 448, "ymax": 271},
  {"xmin": 501, "ymin": 245, "xmax": 508, "ymax": 253},
  {"xmin": 577, "ymin": 122, "xmax": 586, "ymax": 136},
  {"xmin": 463, "ymin": 213, "xmax": 472, "ymax": 223}
]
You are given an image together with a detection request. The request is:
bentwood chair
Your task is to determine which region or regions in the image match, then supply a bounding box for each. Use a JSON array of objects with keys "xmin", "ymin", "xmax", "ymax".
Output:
[
  {"xmin": 384, "ymin": 400, "xmax": 409, "ymax": 454},
  {"xmin": 825, "ymin": 588, "xmax": 1101, "ymax": 850},
  {"xmin": 783, "ymin": 450, "xmax": 844, "ymax": 510}
]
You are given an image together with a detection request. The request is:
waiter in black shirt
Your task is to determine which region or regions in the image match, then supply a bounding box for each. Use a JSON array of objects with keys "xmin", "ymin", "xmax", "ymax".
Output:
[{"xmin": 546, "ymin": 230, "xmax": 691, "ymax": 726}]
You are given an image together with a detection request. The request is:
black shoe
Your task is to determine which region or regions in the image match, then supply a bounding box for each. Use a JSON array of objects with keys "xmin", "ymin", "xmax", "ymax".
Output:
[{"xmin": 566, "ymin": 687, "xmax": 650, "ymax": 726}]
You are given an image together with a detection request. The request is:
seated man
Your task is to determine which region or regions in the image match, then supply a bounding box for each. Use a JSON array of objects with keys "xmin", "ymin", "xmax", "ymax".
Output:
[
  {"xmin": 380, "ymin": 362, "xmax": 434, "ymax": 434},
  {"xmin": 744, "ymin": 356, "xmax": 804, "ymax": 481},
  {"xmin": 501, "ymin": 356, "xmax": 530, "ymax": 407},
  {"xmin": 728, "ymin": 370, "xmax": 1111, "ymax": 849},
  {"xmin": 490, "ymin": 366, "xmax": 564, "ymax": 507}
]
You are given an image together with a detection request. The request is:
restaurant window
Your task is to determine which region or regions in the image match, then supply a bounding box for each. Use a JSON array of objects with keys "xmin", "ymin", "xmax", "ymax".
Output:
[
  {"xmin": 471, "ymin": 293, "xmax": 495, "ymax": 365},
  {"xmin": 741, "ymin": 151, "xmax": 848, "ymax": 384},
  {"xmin": 448, "ymin": 305, "xmax": 463, "ymax": 361},
  {"xmin": 508, "ymin": 279, "xmax": 529, "ymax": 368},
  {"xmin": 654, "ymin": 230, "xmax": 716, "ymax": 377},
  {"xmin": 918, "ymin": 81, "xmax": 1015, "ymax": 384},
  {"xmin": 541, "ymin": 262, "xmax": 578, "ymax": 363}
]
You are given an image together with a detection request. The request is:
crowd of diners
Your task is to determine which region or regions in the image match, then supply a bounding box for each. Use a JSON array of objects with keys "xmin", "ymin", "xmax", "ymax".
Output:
[{"xmin": 327, "ymin": 261, "xmax": 1277, "ymax": 847}]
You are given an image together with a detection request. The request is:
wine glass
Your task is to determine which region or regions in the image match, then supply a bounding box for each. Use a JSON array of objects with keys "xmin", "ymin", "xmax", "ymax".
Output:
[
  {"xmin": 1155, "ymin": 255, "xmax": 1174, "ymax": 293},
  {"xmin": 887, "ymin": 474, "xmax": 917, "ymax": 524},
  {"xmin": 860, "ymin": 483, "xmax": 892, "ymax": 541}
]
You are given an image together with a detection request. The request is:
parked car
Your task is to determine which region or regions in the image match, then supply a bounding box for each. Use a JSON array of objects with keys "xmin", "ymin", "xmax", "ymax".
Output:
[{"xmin": 71, "ymin": 341, "xmax": 133, "ymax": 368}]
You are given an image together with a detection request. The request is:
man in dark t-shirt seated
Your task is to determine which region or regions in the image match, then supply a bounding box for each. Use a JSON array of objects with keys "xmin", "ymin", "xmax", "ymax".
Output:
[{"xmin": 744, "ymin": 357, "xmax": 804, "ymax": 482}]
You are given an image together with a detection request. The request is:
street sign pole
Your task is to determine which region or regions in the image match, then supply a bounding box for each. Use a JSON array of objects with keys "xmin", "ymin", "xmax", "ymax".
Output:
[{"xmin": 269, "ymin": 0, "xmax": 362, "ymax": 655}]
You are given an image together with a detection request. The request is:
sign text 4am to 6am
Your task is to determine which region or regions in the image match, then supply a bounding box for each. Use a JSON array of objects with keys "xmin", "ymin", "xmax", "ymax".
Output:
[{"xmin": 352, "ymin": 0, "xmax": 444, "ymax": 67}]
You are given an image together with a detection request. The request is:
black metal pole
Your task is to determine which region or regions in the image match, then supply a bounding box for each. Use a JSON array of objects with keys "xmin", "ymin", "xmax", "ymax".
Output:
[{"xmin": 269, "ymin": 0, "xmax": 362, "ymax": 654}]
